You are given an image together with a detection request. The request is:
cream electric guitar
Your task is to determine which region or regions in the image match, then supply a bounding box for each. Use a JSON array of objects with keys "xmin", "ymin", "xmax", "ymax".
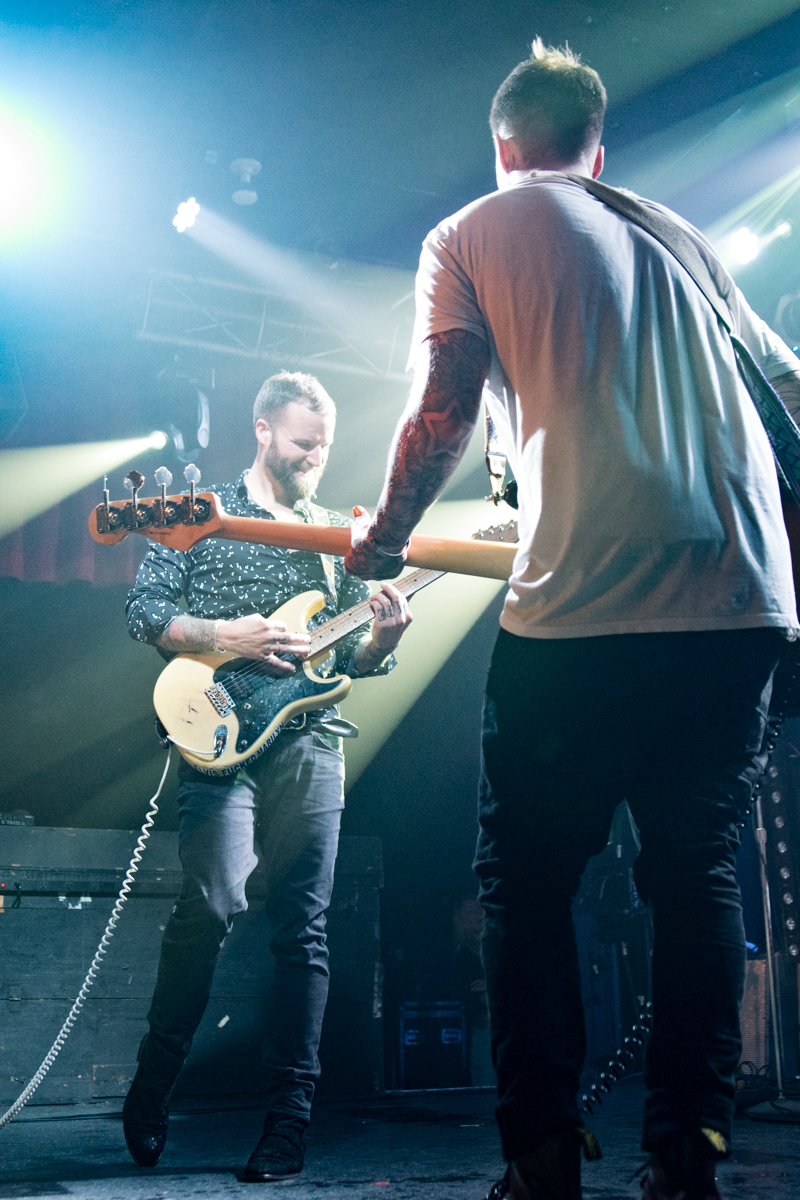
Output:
[
  {"xmin": 153, "ymin": 566, "xmax": 445, "ymax": 775},
  {"xmin": 90, "ymin": 469, "xmax": 518, "ymax": 773}
]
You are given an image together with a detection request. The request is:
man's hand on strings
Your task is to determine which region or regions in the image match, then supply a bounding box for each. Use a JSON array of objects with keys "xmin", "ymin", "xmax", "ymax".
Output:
[
  {"xmin": 350, "ymin": 582, "xmax": 413, "ymax": 674},
  {"xmin": 368, "ymin": 582, "xmax": 413, "ymax": 652},
  {"xmin": 216, "ymin": 614, "xmax": 311, "ymax": 675}
]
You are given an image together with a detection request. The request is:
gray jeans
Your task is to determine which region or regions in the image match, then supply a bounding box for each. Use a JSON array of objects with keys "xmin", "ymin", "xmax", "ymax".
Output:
[{"xmin": 145, "ymin": 723, "xmax": 345, "ymax": 1122}]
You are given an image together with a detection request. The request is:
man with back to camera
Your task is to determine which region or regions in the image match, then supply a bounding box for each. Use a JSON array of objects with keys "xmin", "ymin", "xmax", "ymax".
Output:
[
  {"xmin": 345, "ymin": 40, "xmax": 800, "ymax": 1200},
  {"xmin": 123, "ymin": 370, "xmax": 412, "ymax": 1181}
]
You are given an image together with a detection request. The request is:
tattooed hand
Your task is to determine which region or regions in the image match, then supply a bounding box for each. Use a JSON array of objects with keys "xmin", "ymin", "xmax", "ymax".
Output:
[
  {"xmin": 216, "ymin": 614, "xmax": 312, "ymax": 675},
  {"xmin": 352, "ymin": 582, "xmax": 413, "ymax": 673},
  {"xmin": 345, "ymin": 329, "xmax": 489, "ymax": 580},
  {"xmin": 368, "ymin": 582, "xmax": 413, "ymax": 650},
  {"xmin": 347, "ymin": 506, "xmax": 408, "ymax": 581},
  {"xmin": 159, "ymin": 612, "xmax": 311, "ymax": 676}
]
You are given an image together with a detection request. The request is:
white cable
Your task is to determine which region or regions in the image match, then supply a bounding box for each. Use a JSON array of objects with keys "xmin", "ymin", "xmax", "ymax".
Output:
[{"xmin": 0, "ymin": 749, "xmax": 172, "ymax": 1131}]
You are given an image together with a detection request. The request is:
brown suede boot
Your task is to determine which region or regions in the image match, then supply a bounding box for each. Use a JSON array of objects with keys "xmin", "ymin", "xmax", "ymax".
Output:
[
  {"xmin": 484, "ymin": 1127, "xmax": 601, "ymax": 1200},
  {"xmin": 640, "ymin": 1129, "xmax": 726, "ymax": 1200}
]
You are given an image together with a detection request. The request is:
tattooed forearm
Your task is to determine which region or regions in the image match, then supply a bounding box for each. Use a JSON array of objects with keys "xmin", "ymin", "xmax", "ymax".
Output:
[
  {"xmin": 370, "ymin": 329, "xmax": 489, "ymax": 551},
  {"xmin": 772, "ymin": 370, "xmax": 800, "ymax": 425},
  {"xmin": 352, "ymin": 639, "xmax": 392, "ymax": 674},
  {"xmin": 157, "ymin": 614, "xmax": 217, "ymax": 654}
]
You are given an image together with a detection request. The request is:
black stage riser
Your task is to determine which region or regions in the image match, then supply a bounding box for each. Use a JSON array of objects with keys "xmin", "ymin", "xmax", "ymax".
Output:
[{"xmin": 0, "ymin": 828, "xmax": 383, "ymax": 1104}]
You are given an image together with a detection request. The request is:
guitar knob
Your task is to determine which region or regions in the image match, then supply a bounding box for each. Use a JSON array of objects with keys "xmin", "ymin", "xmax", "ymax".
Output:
[
  {"xmin": 154, "ymin": 466, "xmax": 173, "ymax": 488},
  {"xmin": 184, "ymin": 463, "xmax": 201, "ymax": 485},
  {"xmin": 124, "ymin": 470, "xmax": 145, "ymax": 491}
]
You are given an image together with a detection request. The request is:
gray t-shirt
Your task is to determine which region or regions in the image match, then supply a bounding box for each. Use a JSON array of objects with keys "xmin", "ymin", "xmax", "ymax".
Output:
[{"xmin": 410, "ymin": 172, "xmax": 800, "ymax": 639}]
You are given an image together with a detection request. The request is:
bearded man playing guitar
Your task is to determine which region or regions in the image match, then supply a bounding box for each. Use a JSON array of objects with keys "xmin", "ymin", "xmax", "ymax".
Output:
[
  {"xmin": 346, "ymin": 41, "xmax": 800, "ymax": 1200},
  {"xmin": 123, "ymin": 370, "xmax": 411, "ymax": 1180}
]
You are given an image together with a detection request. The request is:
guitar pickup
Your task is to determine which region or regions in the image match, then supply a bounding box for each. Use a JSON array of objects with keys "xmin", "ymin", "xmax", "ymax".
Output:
[{"xmin": 205, "ymin": 681, "xmax": 235, "ymax": 716}]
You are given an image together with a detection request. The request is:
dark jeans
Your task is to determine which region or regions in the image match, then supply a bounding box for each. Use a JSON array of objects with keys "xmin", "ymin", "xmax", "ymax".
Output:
[
  {"xmin": 475, "ymin": 626, "xmax": 783, "ymax": 1160},
  {"xmin": 144, "ymin": 724, "xmax": 345, "ymax": 1123}
]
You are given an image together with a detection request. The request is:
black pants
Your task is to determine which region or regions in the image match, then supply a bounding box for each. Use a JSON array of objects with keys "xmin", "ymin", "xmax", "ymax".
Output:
[{"xmin": 475, "ymin": 626, "xmax": 783, "ymax": 1160}]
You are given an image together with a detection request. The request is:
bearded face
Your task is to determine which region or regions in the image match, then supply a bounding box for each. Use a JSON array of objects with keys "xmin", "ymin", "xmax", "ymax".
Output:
[
  {"xmin": 262, "ymin": 441, "xmax": 326, "ymax": 504},
  {"xmin": 255, "ymin": 400, "xmax": 335, "ymax": 508}
]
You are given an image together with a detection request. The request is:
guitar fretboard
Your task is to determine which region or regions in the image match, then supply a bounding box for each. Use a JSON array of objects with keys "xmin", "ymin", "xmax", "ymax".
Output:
[{"xmin": 309, "ymin": 568, "xmax": 444, "ymax": 656}]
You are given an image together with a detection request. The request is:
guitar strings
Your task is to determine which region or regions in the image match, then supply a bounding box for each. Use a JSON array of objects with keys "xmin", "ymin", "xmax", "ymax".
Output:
[
  {"xmin": 217, "ymin": 569, "xmax": 440, "ymax": 688},
  {"xmin": 211, "ymin": 569, "xmax": 443, "ymax": 691}
]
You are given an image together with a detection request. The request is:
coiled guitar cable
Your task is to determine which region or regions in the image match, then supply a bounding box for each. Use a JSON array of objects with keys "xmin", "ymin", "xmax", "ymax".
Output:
[
  {"xmin": 579, "ymin": 1001, "xmax": 653, "ymax": 1115},
  {"xmin": 0, "ymin": 749, "xmax": 172, "ymax": 1131}
]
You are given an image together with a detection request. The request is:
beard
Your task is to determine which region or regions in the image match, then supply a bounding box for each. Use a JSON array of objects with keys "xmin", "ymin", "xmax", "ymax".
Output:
[{"xmin": 263, "ymin": 445, "xmax": 325, "ymax": 505}]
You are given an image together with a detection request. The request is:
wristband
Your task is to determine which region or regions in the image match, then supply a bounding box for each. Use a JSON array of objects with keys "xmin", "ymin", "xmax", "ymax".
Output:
[
  {"xmin": 212, "ymin": 620, "xmax": 222, "ymax": 652},
  {"xmin": 371, "ymin": 536, "xmax": 409, "ymax": 560}
]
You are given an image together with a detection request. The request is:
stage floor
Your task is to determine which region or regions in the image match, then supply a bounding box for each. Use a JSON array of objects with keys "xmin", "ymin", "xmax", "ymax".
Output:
[{"xmin": 1, "ymin": 1081, "xmax": 798, "ymax": 1199}]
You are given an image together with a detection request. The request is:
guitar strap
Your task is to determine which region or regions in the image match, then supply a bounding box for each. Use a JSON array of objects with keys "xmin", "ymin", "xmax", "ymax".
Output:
[
  {"xmin": 482, "ymin": 173, "xmax": 800, "ymax": 510},
  {"xmin": 305, "ymin": 501, "xmax": 338, "ymax": 602},
  {"xmin": 561, "ymin": 174, "xmax": 800, "ymax": 509}
]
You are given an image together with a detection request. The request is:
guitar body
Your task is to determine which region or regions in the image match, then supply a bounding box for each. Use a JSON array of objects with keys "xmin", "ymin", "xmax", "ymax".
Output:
[{"xmin": 153, "ymin": 590, "xmax": 353, "ymax": 775}]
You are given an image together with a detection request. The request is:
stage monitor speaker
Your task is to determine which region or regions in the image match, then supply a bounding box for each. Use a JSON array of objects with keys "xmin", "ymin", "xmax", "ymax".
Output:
[{"xmin": 397, "ymin": 1001, "xmax": 469, "ymax": 1090}]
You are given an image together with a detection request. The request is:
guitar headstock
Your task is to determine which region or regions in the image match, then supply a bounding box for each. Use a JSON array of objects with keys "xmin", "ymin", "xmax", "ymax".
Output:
[
  {"xmin": 88, "ymin": 465, "xmax": 225, "ymax": 550},
  {"xmin": 472, "ymin": 519, "xmax": 519, "ymax": 544}
]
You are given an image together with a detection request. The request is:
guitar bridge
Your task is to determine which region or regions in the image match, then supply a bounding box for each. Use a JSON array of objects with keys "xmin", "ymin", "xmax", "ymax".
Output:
[{"xmin": 205, "ymin": 680, "xmax": 235, "ymax": 716}]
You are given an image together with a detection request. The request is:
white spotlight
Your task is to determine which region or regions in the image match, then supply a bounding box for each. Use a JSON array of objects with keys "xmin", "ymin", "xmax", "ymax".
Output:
[
  {"xmin": 730, "ymin": 227, "xmax": 760, "ymax": 265},
  {"xmin": 230, "ymin": 158, "xmax": 261, "ymax": 206},
  {"xmin": 148, "ymin": 430, "xmax": 169, "ymax": 450},
  {"xmin": 173, "ymin": 197, "xmax": 200, "ymax": 233}
]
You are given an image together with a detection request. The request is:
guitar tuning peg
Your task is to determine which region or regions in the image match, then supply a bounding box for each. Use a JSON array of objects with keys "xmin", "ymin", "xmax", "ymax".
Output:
[
  {"xmin": 154, "ymin": 466, "xmax": 173, "ymax": 488},
  {"xmin": 124, "ymin": 469, "xmax": 145, "ymax": 492},
  {"xmin": 184, "ymin": 463, "xmax": 201, "ymax": 485}
]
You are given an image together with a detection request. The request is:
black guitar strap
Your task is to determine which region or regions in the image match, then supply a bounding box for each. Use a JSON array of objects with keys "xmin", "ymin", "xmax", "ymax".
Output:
[{"xmin": 561, "ymin": 173, "xmax": 800, "ymax": 508}]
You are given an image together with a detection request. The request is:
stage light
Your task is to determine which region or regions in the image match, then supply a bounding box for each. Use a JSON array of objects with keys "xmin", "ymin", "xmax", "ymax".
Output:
[
  {"xmin": 726, "ymin": 218, "xmax": 792, "ymax": 268},
  {"xmin": 730, "ymin": 227, "xmax": 760, "ymax": 265},
  {"xmin": 149, "ymin": 368, "xmax": 211, "ymax": 463},
  {"xmin": 173, "ymin": 197, "xmax": 199, "ymax": 233},
  {"xmin": 230, "ymin": 158, "xmax": 260, "ymax": 206},
  {"xmin": 0, "ymin": 434, "xmax": 172, "ymax": 537},
  {"xmin": 0, "ymin": 99, "xmax": 65, "ymax": 246},
  {"xmin": 148, "ymin": 430, "xmax": 169, "ymax": 450}
]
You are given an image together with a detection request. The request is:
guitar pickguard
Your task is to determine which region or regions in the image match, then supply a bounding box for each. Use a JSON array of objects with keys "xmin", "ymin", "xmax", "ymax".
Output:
[{"xmin": 213, "ymin": 659, "xmax": 343, "ymax": 753}]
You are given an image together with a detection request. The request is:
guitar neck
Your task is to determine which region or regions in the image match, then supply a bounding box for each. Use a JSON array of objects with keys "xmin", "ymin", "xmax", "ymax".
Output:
[
  {"xmin": 89, "ymin": 492, "xmax": 518, "ymax": 580},
  {"xmin": 309, "ymin": 568, "xmax": 444, "ymax": 657},
  {"xmin": 215, "ymin": 515, "xmax": 515, "ymax": 580}
]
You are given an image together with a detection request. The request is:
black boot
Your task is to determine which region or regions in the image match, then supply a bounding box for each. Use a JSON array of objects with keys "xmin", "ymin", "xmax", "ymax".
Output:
[
  {"xmin": 122, "ymin": 1036, "xmax": 183, "ymax": 1168},
  {"xmin": 243, "ymin": 1113, "xmax": 307, "ymax": 1182}
]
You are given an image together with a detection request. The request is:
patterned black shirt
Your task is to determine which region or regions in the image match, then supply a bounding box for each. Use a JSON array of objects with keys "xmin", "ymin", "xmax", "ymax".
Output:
[{"xmin": 125, "ymin": 472, "xmax": 395, "ymax": 678}]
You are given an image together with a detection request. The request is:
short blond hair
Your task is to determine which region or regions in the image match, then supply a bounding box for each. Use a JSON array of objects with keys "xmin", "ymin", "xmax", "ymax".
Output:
[
  {"xmin": 489, "ymin": 38, "xmax": 607, "ymax": 167},
  {"xmin": 252, "ymin": 370, "xmax": 335, "ymax": 430}
]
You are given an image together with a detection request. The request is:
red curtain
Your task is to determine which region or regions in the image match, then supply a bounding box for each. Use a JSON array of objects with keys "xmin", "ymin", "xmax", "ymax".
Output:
[{"xmin": 0, "ymin": 481, "xmax": 147, "ymax": 585}]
